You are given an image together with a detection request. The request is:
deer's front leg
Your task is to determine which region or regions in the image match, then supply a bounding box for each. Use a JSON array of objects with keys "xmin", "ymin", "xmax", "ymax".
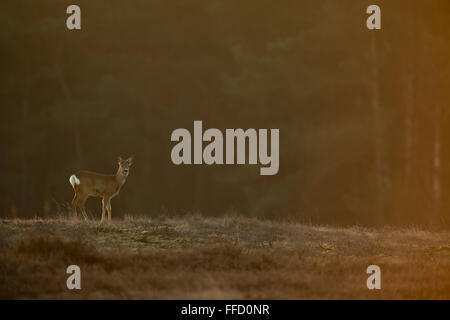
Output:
[
  {"xmin": 106, "ymin": 198, "xmax": 112, "ymax": 221},
  {"xmin": 101, "ymin": 197, "xmax": 106, "ymax": 222}
]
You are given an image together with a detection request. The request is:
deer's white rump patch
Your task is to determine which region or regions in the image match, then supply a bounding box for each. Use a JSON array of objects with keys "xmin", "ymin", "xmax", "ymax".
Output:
[{"xmin": 69, "ymin": 174, "xmax": 80, "ymax": 187}]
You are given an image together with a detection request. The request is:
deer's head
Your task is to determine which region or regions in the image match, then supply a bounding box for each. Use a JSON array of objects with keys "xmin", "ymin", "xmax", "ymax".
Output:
[{"xmin": 117, "ymin": 156, "xmax": 134, "ymax": 178}]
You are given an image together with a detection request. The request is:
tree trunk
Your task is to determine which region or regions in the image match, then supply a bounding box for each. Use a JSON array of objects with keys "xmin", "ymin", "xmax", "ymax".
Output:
[
  {"xmin": 20, "ymin": 95, "xmax": 29, "ymax": 217},
  {"xmin": 370, "ymin": 33, "xmax": 384, "ymax": 224},
  {"xmin": 402, "ymin": 1, "xmax": 418, "ymax": 217},
  {"xmin": 403, "ymin": 77, "xmax": 414, "ymax": 188},
  {"xmin": 53, "ymin": 45, "xmax": 83, "ymax": 166},
  {"xmin": 432, "ymin": 104, "xmax": 441, "ymax": 226}
]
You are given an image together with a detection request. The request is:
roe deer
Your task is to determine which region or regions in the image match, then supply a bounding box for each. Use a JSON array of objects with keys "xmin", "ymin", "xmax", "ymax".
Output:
[{"xmin": 69, "ymin": 156, "xmax": 134, "ymax": 221}]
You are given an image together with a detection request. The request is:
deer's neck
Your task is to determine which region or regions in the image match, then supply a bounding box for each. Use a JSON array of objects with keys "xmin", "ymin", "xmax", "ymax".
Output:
[{"xmin": 115, "ymin": 171, "xmax": 127, "ymax": 186}]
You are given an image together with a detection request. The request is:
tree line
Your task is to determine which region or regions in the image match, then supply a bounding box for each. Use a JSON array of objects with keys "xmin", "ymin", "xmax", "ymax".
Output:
[{"xmin": 1, "ymin": 0, "xmax": 450, "ymax": 227}]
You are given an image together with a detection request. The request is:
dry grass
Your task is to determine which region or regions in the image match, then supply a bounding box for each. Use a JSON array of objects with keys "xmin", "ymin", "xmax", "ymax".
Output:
[{"xmin": 0, "ymin": 215, "xmax": 449, "ymax": 299}]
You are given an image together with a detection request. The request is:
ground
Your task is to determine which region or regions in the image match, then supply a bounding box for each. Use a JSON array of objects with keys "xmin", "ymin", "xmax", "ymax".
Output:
[{"xmin": 0, "ymin": 215, "xmax": 449, "ymax": 299}]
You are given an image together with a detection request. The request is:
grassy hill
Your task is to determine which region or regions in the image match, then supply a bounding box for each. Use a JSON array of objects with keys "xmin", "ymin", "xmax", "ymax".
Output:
[{"xmin": 1, "ymin": 215, "xmax": 449, "ymax": 299}]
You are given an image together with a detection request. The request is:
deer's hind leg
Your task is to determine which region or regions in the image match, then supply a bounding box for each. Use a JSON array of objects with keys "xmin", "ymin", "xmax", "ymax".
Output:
[
  {"xmin": 79, "ymin": 194, "xmax": 89, "ymax": 221},
  {"xmin": 72, "ymin": 193, "xmax": 78, "ymax": 218}
]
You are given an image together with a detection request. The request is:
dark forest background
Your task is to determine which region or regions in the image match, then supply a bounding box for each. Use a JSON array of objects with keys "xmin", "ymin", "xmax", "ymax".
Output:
[{"xmin": 1, "ymin": 1, "xmax": 450, "ymax": 227}]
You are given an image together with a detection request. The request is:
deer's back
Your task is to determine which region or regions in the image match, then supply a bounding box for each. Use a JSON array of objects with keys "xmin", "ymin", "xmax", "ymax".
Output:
[{"xmin": 75, "ymin": 171, "xmax": 119, "ymax": 197}]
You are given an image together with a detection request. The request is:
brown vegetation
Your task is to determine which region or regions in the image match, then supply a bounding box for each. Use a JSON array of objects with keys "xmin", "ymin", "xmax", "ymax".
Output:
[{"xmin": 0, "ymin": 216, "xmax": 449, "ymax": 299}]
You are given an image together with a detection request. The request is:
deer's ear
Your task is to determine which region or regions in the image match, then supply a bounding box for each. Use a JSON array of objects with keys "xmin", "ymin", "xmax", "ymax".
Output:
[
  {"xmin": 118, "ymin": 156, "xmax": 123, "ymax": 164},
  {"xmin": 127, "ymin": 155, "xmax": 135, "ymax": 165}
]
